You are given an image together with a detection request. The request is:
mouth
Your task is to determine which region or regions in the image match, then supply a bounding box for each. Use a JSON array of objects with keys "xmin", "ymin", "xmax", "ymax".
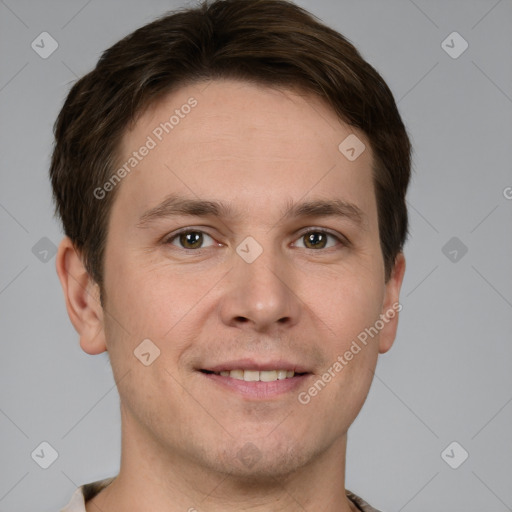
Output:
[
  {"xmin": 200, "ymin": 369, "xmax": 306, "ymax": 382},
  {"xmin": 198, "ymin": 360, "xmax": 312, "ymax": 399}
]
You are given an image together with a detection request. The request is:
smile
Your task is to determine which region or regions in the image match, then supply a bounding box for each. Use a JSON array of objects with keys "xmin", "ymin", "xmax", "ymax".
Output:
[
  {"xmin": 199, "ymin": 367, "xmax": 311, "ymax": 399},
  {"xmin": 203, "ymin": 369, "xmax": 299, "ymax": 382}
]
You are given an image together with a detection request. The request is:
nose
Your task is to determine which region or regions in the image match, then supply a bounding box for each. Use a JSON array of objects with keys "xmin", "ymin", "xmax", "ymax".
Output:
[{"xmin": 218, "ymin": 245, "xmax": 301, "ymax": 333}]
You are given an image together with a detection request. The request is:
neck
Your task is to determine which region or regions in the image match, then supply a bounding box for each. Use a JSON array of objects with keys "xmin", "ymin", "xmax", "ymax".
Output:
[{"xmin": 86, "ymin": 406, "xmax": 357, "ymax": 512}]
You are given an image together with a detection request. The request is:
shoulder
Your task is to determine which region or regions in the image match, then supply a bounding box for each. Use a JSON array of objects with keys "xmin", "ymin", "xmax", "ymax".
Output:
[
  {"xmin": 346, "ymin": 489, "xmax": 386, "ymax": 512},
  {"xmin": 82, "ymin": 477, "xmax": 116, "ymax": 502},
  {"xmin": 60, "ymin": 477, "xmax": 116, "ymax": 512}
]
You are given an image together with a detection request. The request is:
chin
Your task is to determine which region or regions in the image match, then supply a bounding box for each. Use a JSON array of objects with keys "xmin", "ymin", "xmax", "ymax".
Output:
[{"xmin": 207, "ymin": 438, "xmax": 317, "ymax": 483}]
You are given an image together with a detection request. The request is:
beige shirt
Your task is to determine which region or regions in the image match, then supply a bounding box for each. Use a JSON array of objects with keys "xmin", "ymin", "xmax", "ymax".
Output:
[{"xmin": 60, "ymin": 477, "xmax": 383, "ymax": 512}]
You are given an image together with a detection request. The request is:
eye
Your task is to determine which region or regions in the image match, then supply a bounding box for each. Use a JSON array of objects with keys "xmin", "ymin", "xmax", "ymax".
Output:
[
  {"xmin": 164, "ymin": 228, "xmax": 346, "ymax": 251},
  {"xmin": 166, "ymin": 230, "xmax": 217, "ymax": 250},
  {"xmin": 293, "ymin": 229, "xmax": 344, "ymax": 250}
]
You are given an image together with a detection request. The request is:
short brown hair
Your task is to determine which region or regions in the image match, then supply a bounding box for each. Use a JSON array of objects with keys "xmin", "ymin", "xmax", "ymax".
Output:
[{"xmin": 50, "ymin": 0, "xmax": 411, "ymax": 287}]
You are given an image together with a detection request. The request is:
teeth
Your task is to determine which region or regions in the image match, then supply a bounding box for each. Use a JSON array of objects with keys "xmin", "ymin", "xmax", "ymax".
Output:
[
  {"xmin": 244, "ymin": 370, "xmax": 260, "ymax": 382},
  {"xmin": 230, "ymin": 369, "xmax": 244, "ymax": 380},
  {"xmin": 260, "ymin": 370, "xmax": 277, "ymax": 382},
  {"xmin": 214, "ymin": 369, "xmax": 297, "ymax": 382}
]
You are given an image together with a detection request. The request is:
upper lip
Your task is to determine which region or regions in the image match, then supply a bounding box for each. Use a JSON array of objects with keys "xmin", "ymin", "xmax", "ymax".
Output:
[{"xmin": 201, "ymin": 358, "xmax": 311, "ymax": 374}]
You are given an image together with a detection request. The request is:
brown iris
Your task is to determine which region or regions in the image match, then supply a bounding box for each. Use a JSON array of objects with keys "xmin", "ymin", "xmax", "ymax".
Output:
[
  {"xmin": 179, "ymin": 231, "xmax": 204, "ymax": 249},
  {"xmin": 303, "ymin": 232, "xmax": 328, "ymax": 249}
]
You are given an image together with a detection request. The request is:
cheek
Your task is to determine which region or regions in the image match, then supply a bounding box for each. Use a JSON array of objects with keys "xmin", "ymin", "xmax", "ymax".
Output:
[
  {"xmin": 303, "ymin": 266, "xmax": 383, "ymax": 398},
  {"xmin": 307, "ymin": 265, "xmax": 384, "ymax": 347},
  {"xmin": 103, "ymin": 254, "xmax": 180, "ymax": 328},
  {"xmin": 298, "ymin": 284, "xmax": 381, "ymax": 433},
  {"xmin": 318, "ymin": 268, "xmax": 383, "ymax": 408},
  {"xmin": 101, "ymin": 255, "xmax": 221, "ymax": 363}
]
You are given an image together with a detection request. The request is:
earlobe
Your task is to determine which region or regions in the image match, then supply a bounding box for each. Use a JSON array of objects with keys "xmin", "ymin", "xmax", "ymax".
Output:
[
  {"xmin": 55, "ymin": 237, "xmax": 107, "ymax": 355},
  {"xmin": 378, "ymin": 252, "xmax": 406, "ymax": 354}
]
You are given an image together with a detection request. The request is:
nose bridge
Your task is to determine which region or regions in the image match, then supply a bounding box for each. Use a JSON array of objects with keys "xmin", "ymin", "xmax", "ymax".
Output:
[{"xmin": 220, "ymin": 237, "xmax": 300, "ymax": 330}]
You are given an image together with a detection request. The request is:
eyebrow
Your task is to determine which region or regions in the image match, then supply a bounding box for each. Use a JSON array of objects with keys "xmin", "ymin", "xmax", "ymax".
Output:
[{"xmin": 137, "ymin": 193, "xmax": 367, "ymax": 229}]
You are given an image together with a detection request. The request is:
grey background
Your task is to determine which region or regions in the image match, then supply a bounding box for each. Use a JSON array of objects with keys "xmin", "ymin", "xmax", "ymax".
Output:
[{"xmin": 1, "ymin": 0, "xmax": 511, "ymax": 510}]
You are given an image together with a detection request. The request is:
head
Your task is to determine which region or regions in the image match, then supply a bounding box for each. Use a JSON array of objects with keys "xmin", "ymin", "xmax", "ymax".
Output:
[{"xmin": 52, "ymin": 0, "xmax": 410, "ymax": 483}]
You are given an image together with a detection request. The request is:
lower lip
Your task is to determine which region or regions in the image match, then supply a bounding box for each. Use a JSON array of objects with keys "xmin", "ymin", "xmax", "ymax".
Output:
[{"xmin": 200, "ymin": 372, "xmax": 310, "ymax": 399}]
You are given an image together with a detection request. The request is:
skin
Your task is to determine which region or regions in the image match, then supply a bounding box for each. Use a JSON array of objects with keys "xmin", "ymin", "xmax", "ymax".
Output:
[{"xmin": 57, "ymin": 79, "xmax": 406, "ymax": 512}]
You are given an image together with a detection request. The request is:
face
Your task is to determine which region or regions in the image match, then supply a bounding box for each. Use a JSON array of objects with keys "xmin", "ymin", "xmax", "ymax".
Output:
[{"xmin": 83, "ymin": 79, "xmax": 404, "ymax": 479}]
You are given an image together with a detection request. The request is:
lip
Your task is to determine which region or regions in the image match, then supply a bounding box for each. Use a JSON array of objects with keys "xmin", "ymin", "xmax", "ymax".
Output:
[
  {"xmin": 201, "ymin": 358, "xmax": 311, "ymax": 374},
  {"xmin": 197, "ymin": 358, "xmax": 312, "ymax": 400},
  {"xmin": 200, "ymin": 371, "xmax": 311, "ymax": 400}
]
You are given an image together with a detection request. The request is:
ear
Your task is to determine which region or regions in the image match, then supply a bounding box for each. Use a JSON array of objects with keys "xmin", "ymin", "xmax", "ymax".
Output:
[
  {"xmin": 55, "ymin": 237, "xmax": 107, "ymax": 355},
  {"xmin": 378, "ymin": 252, "xmax": 406, "ymax": 354}
]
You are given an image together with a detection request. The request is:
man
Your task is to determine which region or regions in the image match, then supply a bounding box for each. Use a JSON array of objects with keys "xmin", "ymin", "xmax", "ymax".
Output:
[{"xmin": 52, "ymin": 0, "xmax": 410, "ymax": 510}]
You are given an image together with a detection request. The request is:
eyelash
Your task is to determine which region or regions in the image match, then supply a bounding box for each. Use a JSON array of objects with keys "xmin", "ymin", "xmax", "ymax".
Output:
[{"xmin": 163, "ymin": 228, "xmax": 348, "ymax": 252}]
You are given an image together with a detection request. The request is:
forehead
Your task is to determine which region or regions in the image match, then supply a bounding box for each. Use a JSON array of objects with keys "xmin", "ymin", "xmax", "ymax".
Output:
[
  {"xmin": 113, "ymin": 79, "xmax": 377, "ymax": 227},
  {"xmin": 121, "ymin": 78, "xmax": 372, "ymax": 163}
]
